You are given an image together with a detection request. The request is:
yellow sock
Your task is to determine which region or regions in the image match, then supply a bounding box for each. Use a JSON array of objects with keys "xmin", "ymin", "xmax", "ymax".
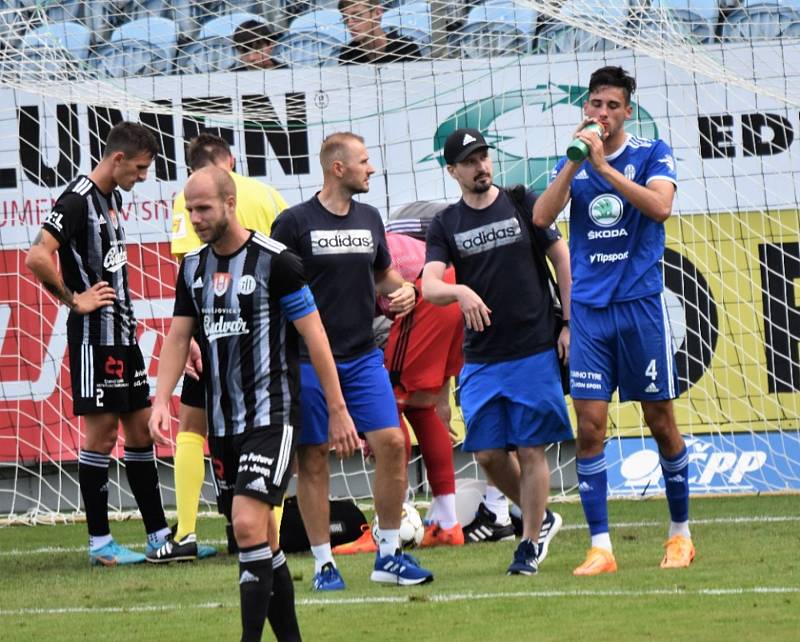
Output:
[
  {"xmin": 274, "ymin": 500, "xmax": 284, "ymax": 543},
  {"xmin": 174, "ymin": 431, "xmax": 206, "ymax": 540}
]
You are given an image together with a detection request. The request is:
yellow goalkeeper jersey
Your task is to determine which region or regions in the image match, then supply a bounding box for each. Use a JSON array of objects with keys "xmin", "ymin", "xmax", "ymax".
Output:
[{"xmin": 170, "ymin": 171, "xmax": 288, "ymax": 260}]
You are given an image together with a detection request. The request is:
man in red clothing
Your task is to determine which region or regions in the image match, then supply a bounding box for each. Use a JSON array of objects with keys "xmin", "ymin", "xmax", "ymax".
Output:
[{"xmin": 335, "ymin": 232, "xmax": 465, "ymax": 553}]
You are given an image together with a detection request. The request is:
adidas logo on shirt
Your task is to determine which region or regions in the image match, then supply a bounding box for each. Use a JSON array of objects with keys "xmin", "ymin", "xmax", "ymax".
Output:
[
  {"xmin": 645, "ymin": 382, "xmax": 660, "ymax": 394},
  {"xmin": 239, "ymin": 570, "xmax": 259, "ymax": 584},
  {"xmin": 453, "ymin": 218, "xmax": 522, "ymax": 257},
  {"xmin": 245, "ymin": 477, "xmax": 268, "ymax": 494},
  {"xmin": 575, "ymin": 169, "xmax": 589, "ymax": 180},
  {"xmin": 310, "ymin": 229, "xmax": 374, "ymax": 255}
]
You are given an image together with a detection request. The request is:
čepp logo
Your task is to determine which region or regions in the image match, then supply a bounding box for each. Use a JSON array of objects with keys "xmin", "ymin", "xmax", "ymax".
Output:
[
  {"xmin": 453, "ymin": 218, "xmax": 522, "ymax": 257},
  {"xmin": 310, "ymin": 230, "xmax": 374, "ymax": 255},
  {"xmin": 589, "ymin": 194, "xmax": 623, "ymax": 228},
  {"xmin": 618, "ymin": 437, "xmax": 767, "ymax": 492}
]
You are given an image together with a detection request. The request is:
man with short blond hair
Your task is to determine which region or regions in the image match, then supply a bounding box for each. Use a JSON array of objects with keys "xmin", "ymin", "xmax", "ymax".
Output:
[
  {"xmin": 151, "ymin": 164, "xmax": 353, "ymax": 640},
  {"xmin": 272, "ymin": 131, "xmax": 434, "ymax": 590},
  {"xmin": 148, "ymin": 132, "xmax": 288, "ymax": 563}
]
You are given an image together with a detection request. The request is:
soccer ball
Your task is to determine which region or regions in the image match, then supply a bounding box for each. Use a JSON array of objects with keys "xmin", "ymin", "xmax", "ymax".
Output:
[{"xmin": 371, "ymin": 502, "xmax": 425, "ymax": 550}]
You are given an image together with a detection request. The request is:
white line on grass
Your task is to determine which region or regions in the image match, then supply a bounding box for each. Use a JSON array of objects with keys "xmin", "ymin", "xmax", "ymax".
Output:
[
  {"xmin": 1, "ymin": 587, "xmax": 798, "ymax": 617},
  {"xmin": 2, "ymin": 513, "xmax": 798, "ymax": 557}
]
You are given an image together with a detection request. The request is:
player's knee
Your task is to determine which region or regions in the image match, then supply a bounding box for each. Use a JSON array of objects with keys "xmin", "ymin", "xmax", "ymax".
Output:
[
  {"xmin": 297, "ymin": 444, "xmax": 329, "ymax": 478},
  {"xmin": 178, "ymin": 405, "xmax": 208, "ymax": 436},
  {"xmin": 474, "ymin": 449, "xmax": 496, "ymax": 470},
  {"xmin": 232, "ymin": 510, "xmax": 262, "ymax": 545},
  {"xmin": 369, "ymin": 427, "xmax": 406, "ymax": 463},
  {"xmin": 642, "ymin": 402, "xmax": 677, "ymax": 438},
  {"xmin": 576, "ymin": 415, "xmax": 606, "ymax": 447},
  {"xmin": 86, "ymin": 428, "xmax": 118, "ymax": 453}
]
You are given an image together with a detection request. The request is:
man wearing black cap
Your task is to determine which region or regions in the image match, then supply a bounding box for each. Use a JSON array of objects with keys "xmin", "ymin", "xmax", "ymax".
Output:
[{"xmin": 421, "ymin": 128, "xmax": 573, "ymax": 577}]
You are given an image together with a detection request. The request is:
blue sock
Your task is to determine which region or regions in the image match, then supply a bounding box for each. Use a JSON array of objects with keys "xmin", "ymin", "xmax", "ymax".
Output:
[
  {"xmin": 576, "ymin": 453, "xmax": 609, "ymax": 536},
  {"xmin": 660, "ymin": 447, "xmax": 690, "ymax": 523}
]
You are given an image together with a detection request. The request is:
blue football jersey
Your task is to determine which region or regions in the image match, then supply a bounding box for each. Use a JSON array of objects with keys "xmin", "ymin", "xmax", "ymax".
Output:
[{"xmin": 551, "ymin": 135, "xmax": 677, "ymax": 307}]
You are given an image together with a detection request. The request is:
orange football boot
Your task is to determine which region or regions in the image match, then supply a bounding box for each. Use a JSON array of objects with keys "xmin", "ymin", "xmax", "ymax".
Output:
[
  {"xmin": 573, "ymin": 547, "xmax": 618, "ymax": 576},
  {"xmin": 660, "ymin": 535, "xmax": 695, "ymax": 569},
  {"xmin": 421, "ymin": 523, "xmax": 465, "ymax": 547},
  {"xmin": 331, "ymin": 524, "xmax": 377, "ymax": 555}
]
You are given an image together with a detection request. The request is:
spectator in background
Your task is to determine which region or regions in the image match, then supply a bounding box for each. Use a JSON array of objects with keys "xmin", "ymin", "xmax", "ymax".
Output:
[
  {"xmin": 233, "ymin": 20, "xmax": 285, "ymax": 70},
  {"xmin": 338, "ymin": 0, "xmax": 421, "ymax": 64}
]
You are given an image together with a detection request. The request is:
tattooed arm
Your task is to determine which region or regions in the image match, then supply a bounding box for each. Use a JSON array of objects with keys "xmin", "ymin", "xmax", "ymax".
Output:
[{"xmin": 25, "ymin": 229, "xmax": 116, "ymax": 314}]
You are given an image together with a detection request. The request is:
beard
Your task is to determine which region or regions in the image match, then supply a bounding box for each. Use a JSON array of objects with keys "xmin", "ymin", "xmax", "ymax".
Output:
[
  {"xmin": 472, "ymin": 175, "xmax": 492, "ymax": 193},
  {"xmin": 204, "ymin": 217, "xmax": 229, "ymax": 245}
]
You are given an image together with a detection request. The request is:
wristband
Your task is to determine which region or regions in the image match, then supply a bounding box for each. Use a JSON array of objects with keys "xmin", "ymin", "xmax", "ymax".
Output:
[
  {"xmin": 401, "ymin": 281, "xmax": 419, "ymax": 299},
  {"xmin": 562, "ymin": 319, "xmax": 570, "ymax": 327}
]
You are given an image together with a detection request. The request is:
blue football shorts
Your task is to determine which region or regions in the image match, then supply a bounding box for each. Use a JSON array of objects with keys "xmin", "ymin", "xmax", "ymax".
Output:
[
  {"xmin": 299, "ymin": 348, "xmax": 399, "ymax": 446},
  {"xmin": 569, "ymin": 293, "xmax": 679, "ymax": 402},
  {"xmin": 459, "ymin": 349, "xmax": 573, "ymax": 452}
]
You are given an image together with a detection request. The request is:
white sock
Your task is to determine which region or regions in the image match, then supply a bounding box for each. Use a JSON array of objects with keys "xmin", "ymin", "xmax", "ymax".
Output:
[
  {"xmin": 591, "ymin": 532, "xmax": 612, "ymax": 552},
  {"xmin": 509, "ymin": 503, "xmax": 523, "ymax": 520},
  {"xmin": 310, "ymin": 543, "xmax": 334, "ymax": 574},
  {"xmin": 147, "ymin": 527, "xmax": 172, "ymax": 546},
  {"xmin": 435, "ymin": 494, "xmax": 458, "ymax": 529},
  {"xmin": 378, "ymin": 528, "xmax": 400, "ymax": 557},
  {"xmin": 669, "ymin": 521, "xmax": 691, "ymax": 539},
  {"xmin": 483, "ymin": 486, "xmax": 510, "ymax": 525},
  {"xmin": 89, "ymin": 533, "xmax": 112, "ymax": 550}
]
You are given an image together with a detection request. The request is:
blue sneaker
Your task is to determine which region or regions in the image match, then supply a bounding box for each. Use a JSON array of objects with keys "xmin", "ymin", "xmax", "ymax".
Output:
[
  {"xmin": 537, "ymin": 509, "xmax": 562, "ymax": 564},
  {"xmin": 90, "ymin": 539, "xmax": 146, "ymax": 567},
  {"xmin": 312, "ymin": 562, "xmax": 346, "ymax": 591},
  {"xmin": 371, "ymin": 549, "xmax": 434, "ymax": 586},
  {"xmin": 197, "ymin": 543, "xmax": 218, "ymax": 559},
  {"xmin": 507, "ymin": 538, "xmax": 538, "ymax": 576}
]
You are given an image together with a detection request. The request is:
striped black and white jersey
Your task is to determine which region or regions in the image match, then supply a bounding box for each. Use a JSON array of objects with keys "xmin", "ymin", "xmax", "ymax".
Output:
[
  {"xmin": 173, "ymin": 231, "xmax": 315, "ymax": 437},
  {"xmin": 41, "ymin": 175, "xmax": 137, "ymax": 346}
]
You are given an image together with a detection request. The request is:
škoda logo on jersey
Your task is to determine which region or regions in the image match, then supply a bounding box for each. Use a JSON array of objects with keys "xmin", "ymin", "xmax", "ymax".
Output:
[
  {"xmin": 453, "ymin": 217, "xmax": 522, "ymax": 257},
  {"xmin": 310, "ymin": 230, "xmax": 374, "ymax": 255}
]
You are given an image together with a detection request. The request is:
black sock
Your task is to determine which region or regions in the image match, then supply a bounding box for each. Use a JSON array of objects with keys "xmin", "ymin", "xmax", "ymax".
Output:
[
  {"xmin": 123, "ymin": 446, "xmax": 167, "ymax": 534},
  {"xmin": 226, "ymin": 523, "xmax": 239, "ymax": 555},
  {"xmin": 239, "ymin": 543, "xmax": 273, "ymax": 642},
  {"xmin": 79, "ymin": 450, "xmax": 111, "ymax": 543},
  {"xmin": 268, "ymin": 550, "xmax": 302, "ymax": 642}
]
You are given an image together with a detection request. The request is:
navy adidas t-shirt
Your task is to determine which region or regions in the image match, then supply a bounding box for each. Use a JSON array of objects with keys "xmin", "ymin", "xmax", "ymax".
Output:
[
  {"xmin": 425, "ymin": 189, "xmax": 561, "ymax": 364},
  {"xmin": 271, "ymin": 194, "xmax": 391, "ymax": 361}
]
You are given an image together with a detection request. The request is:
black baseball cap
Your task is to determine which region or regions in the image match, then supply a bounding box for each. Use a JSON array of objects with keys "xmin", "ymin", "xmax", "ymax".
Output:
[{"xmin": 443, "ymin": 128, "xmax": 493, "ymax": 165}]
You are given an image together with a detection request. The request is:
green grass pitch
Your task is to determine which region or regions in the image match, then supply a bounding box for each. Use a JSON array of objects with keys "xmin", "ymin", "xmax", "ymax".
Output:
[{"xmin": 1, "ymin": 494, "xmax": 798, "ymax": 641}]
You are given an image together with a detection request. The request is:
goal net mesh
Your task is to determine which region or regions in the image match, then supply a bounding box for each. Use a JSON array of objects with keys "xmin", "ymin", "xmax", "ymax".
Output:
[{"xmin": 1, "ymin": 0, "xmax": 798, "ymax": 522}]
